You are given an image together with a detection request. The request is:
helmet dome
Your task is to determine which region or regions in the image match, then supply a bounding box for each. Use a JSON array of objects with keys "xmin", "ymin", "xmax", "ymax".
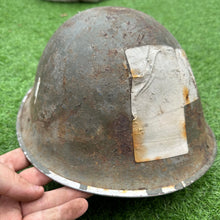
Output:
[{"xmin": 17, "ymin": 7, "xmax": 217, "ymax": 197}]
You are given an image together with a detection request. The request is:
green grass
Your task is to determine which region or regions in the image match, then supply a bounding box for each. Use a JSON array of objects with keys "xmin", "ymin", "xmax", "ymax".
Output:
[{"xmin": 0, "ymin": 0, "xmax": 219, "ymax": 219}]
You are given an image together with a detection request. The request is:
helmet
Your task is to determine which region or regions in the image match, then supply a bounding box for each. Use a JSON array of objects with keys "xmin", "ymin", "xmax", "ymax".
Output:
[{"xmin": 17, "ymin": 7, "xmax": 217, "ymax": 197}]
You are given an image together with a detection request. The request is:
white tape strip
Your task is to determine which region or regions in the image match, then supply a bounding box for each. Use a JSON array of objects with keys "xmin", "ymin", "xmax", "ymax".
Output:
[
  {"xmin": 34, "ymin": 77, "xmax": 41, "ymax": 104},
  {"xmin": 125, "ymin": 45, "xmax": 198, "ymax": 162}
]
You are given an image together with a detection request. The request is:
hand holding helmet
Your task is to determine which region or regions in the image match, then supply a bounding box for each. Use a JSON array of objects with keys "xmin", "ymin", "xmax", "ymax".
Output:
[{"xmin": 0, "ymin": 148, "xmax": 90, "ymax": 220}]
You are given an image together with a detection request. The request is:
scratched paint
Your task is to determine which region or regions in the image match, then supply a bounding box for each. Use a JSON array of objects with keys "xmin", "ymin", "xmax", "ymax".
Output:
[
  {"xmin": 34, "ymin": 77, "xmax": 41, "ymax": 104},
  {"xmin": 161, "ymin": 185, "xmax": 175, "ymax": 193},
  {"xmin": 125, "ymin": 45, "xmax": 198, "ymax": 162}
]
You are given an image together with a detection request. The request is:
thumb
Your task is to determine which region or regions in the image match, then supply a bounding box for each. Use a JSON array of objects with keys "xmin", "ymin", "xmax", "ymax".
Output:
[{"xmin": 0, "ymin": 163, "xmax": 44, "ymax": 202}]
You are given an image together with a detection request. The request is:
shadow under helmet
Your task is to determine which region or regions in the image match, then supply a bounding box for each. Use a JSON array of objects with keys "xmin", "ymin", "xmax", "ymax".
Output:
[{"xmin": 17, "ymin": 7, "xmax": 217, "ymax": 197}]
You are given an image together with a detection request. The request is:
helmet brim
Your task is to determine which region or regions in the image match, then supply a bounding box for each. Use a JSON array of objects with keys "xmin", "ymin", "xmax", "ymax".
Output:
[{"xmin": 17, "ymin": 88, "xmax": 217, "ymax": 197}]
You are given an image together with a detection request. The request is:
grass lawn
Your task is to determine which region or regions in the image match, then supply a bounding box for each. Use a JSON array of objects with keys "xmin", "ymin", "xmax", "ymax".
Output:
[{"xmin": 0, "ymin": 0, "xmax": 219, "ymax": 219}]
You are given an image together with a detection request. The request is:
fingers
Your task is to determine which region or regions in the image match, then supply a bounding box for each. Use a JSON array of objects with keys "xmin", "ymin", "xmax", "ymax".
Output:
[
  {"xmin": 20, "ymin": 167, "xmax": 51, "ymax": 186},
  {"xmin": 22, "ymin": 186, "xmax": 91, "ymax": 216},
  {"xmin": 0, "ymin": 163, "xmax": 44, "ymax": 202},
  {"xmin": 0, "ymin": 148, "xmax": 29, "ymax": 171},
  {"xmin": 23, "ymin": 198, "xmax": 88, "ymax": 220},
  {"xmin": 0, "ymin": 196, "xmax": 22, "ymax": 220},
  {"xmin": 1, "ymin": 148, "xmax": 51, "ymax": 186}
]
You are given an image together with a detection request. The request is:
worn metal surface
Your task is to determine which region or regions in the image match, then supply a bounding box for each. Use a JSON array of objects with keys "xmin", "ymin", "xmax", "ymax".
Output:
[{"xmin": 17, "ymin": 7, "xmax": 217, "ymax": 197}]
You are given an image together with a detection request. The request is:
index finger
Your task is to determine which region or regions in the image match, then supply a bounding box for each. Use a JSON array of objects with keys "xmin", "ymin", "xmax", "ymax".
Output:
[
  {"xmin": 0, "ymin": 162, "xmax": 44, "ymax": 202},
  {"xmin": 0, "ymin": 148, "xmax": 30, "ymax": 171}
]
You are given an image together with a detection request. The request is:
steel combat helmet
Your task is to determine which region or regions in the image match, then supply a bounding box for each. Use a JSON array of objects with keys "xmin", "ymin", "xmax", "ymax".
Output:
[{"xmin": 17, "ymin": 7, "xmax": 217, "ymax": 197}]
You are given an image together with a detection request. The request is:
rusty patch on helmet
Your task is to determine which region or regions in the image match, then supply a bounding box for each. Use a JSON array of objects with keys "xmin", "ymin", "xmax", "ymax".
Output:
[
  {"xmin": 130, "ymin": 68, "xmax": 142, "ymax": 78},
  {"xmin": 181, "ymin": 50, "xmax": 187, "ymax": 58},
  {"xmin": 183, "ymin": 86, "xmax": 190, "ymax": 105},
  {"xmin": 181, "ymin": 121, "xmax": 187, "ymax": 139},
  {"xmin": 110, "ymin": 114, "xmax": 133, "ymax": 155},
  {"xmin": 123, "ymin": 61, "xmax": 128, "ymax": 70},
  {"xmin": 154, "ymin": 156, "xmax": 162, "ymax": 160},
  {"xmin": 141, "ymin": 156, "xmax": 163, "ymax": 162},
  {"xmin": 132, "ymin": 118, "xmax": 147, "ymax": 162}
]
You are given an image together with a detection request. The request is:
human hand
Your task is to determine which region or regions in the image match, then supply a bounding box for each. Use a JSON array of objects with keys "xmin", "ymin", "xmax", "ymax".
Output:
[{"xmin": 0, "ymin": 148, "xmax": 90, "ymax": 220}]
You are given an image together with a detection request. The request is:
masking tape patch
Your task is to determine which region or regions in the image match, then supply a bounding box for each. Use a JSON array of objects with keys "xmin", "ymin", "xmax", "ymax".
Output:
[{"xmin": 125, "ymin": 45, "xmax": 198, "ymax": 162}]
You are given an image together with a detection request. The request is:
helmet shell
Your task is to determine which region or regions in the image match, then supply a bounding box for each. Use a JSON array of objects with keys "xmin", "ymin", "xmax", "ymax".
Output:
[{"xmin": 17, "ymin": 7, "xmax": 217, "ymax": 197}]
